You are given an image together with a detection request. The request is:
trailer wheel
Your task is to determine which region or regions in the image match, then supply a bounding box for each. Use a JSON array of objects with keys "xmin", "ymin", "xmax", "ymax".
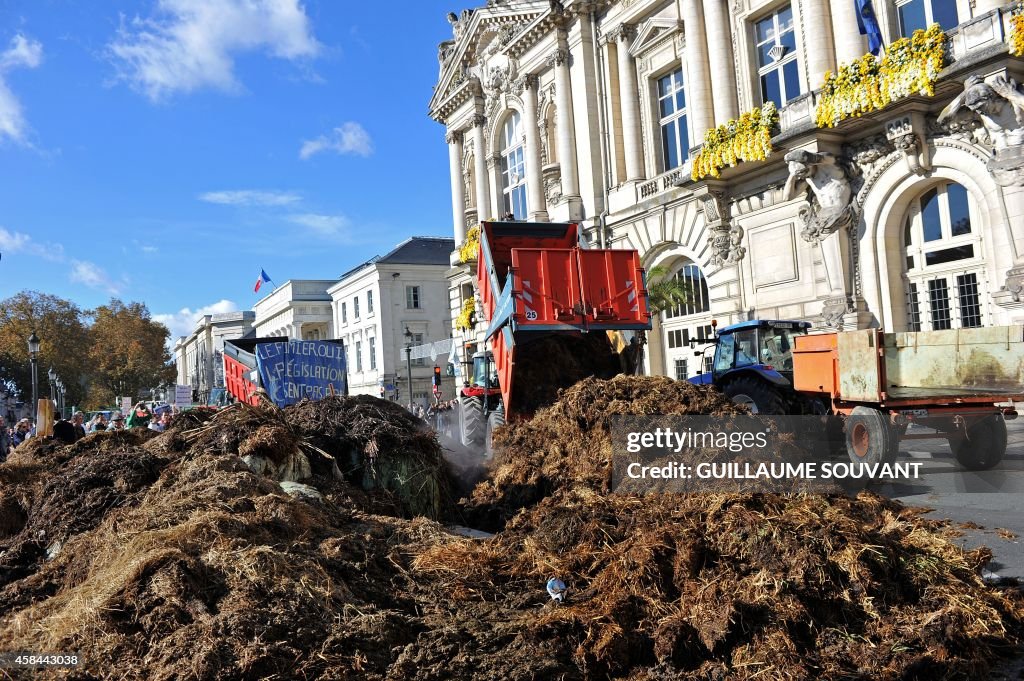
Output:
[
  {"xmin": 460, "ymin": 396, "xmax": 485, "ymax": 449},
  {"xmin": 845, "ymin": 406, "xmax": 899, "ymax": 467},
  {"xmin": 485, "ymin": 404, "xmax": 506, "ymax": 458},
  {"xmin": 950, "ymin": 415, "xmax": 1006, "ymax": 471},
  {"xmin": 723, "ymin": 376, "xmax": 786, "ymax": 415}
]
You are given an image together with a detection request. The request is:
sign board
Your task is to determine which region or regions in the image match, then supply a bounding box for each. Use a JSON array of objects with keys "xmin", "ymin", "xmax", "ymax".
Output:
[
  {"xmin": 121, "ymin": 397, "xmax": 132, "ymax": 415},
  {"xmin": 255, "ymin": 340, "xmax": 347, "ymax": 407},
  {"xmin": 174, "ymin": 384, "xmax": 193, "ymax": 408}
]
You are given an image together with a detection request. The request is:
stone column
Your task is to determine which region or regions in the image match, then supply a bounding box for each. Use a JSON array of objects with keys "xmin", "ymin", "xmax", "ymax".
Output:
[
  {"xmin": 471, "ymin": 115, "xmax": 491, "ymax": 219},
  {"xmin": 614, "ymin": 25, "xmax": 644, "ymax": 181},
  {"xmin": 802, "ymin": 0, "xmax": 836, "ymax": 89},
  {"xmin": 830, "ymin": 0, "xmax": 867, "ymax": 66},
  {"xmin": 519, "ymin": 75, "xmax": 549, "ymax": 221},
  {"xmin": 702, "ymin": 0, "xmax": 738, "ymax": 123},
  {"xmin": 446, "ymin": 130, "xmax": 467, "ymax": 243},
  {"xmin": 549, "ymin": 45, "xmax": 580, "ymax": 199},
  {"xmin": 682, "ymin": 0, "xmax": 715, "ymax": 140}
]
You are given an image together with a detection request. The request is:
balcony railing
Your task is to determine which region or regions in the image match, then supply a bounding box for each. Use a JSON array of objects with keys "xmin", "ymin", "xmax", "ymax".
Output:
[{"xmin": 638, "ymin": 162, "xmax": 690, "ymax": 200}]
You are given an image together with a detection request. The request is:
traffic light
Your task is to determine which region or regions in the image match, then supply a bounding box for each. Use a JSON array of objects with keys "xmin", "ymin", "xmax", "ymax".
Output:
[{"xmin": 433, "ymin": 366, "xmax": 442, "ymax": 387}]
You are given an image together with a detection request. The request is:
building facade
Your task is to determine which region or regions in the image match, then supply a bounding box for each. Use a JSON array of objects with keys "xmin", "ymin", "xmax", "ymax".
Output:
[
  {"xmin": 252, "ymin": 280, "xmax": 336, "ymax": 342},
  {"xmin": 328, "ymin": 237, "xmax": 457, "ymax": 406},
  {"xmin": 173, "ymin": 310, "xmax": 256, "ymax": 404},
  {"xmin": 430, "ymin": 0, "xmax": 1024, "ymax": 378}
]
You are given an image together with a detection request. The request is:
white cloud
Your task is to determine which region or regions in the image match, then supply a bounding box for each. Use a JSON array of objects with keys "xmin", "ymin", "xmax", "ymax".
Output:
[
  {"xmin": 0, "ymin": 226, "xmax": 64, "ymax": 261},
  {"xmin": 199, "ymin": 189, "xmax": 302, "ymax": 206},
  {"xmin": 153, "ymin": 299, "xmax": 239, "ymax": 339},
  {"xmin": 286, "ymin": 212, "xmax": 350, "ymax": 236},
  {"xmin": 109, "ymin": 0, "xmax": 321, "ymax": 101},
  {"xmin": 0, "ymin": 34, "xmax": 44, "ymax": 144},
  {"xmin": 70, "ymin": 260, "xmax": 123, "ymax": 295},
  {"xmin": 299, "ymin": 122, "xmax": 373, "ymax": 160}
]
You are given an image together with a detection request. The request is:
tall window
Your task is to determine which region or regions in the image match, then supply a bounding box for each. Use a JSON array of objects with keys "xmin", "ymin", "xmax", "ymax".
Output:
[
  {"xmin": 367, "ymin": 290, "xmax": 374, "ymax": 314},
  {"xmin": 664, "ymin": 263, "xmax": 711, "ymax": 319},
  {"xmin": 903, "ymin": 182, "xmax": 984, "ymax": 330},
  {"xmin": 354, "ymin": 296, "xmax": 360, "ymax": 319},
  {"xmin": 674, "ymin": 358, "xmax": 688, "ymax": 381},
  {"xmin": 406, "ymin": 285, "xmax": 421, "ymax": 309},
  {"xmin": 657, "ymin": 68, "xmax": 688, "ymax": 171},
  {"xmin": 341, "ymin": 302, "xmax": 347, "ymax": 324},
  {"xmin": 755, "ymin": 5, "xmax": 801, "ymax": 108},
  {"xmin": 500, "ymin": 112, "xmax": 527, "ymax": 219},
  {"xmin": 412, "ymin": 332, "xmax": 426, "ymax": 367},
  {"xmin": 896, "ymin": 0, "xmax": 958, "ymax": 37},
  {"xmin": 369, "ymin": 337, "xmax": 377, "ymax": 370},
  {"xmin": 355, "ymin": 340, "xmax": 362, "ymax": 372}
]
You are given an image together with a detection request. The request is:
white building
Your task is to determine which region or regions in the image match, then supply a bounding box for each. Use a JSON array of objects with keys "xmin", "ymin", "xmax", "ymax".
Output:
[
  {"xmin": 430, "ymin": 0, "xmax": 1024, "ymax": 380},
  {"xmin": 252, "ymin": 280, "xmax": 336, "ymax": 341},
  {"xmin": 173, "ymin": 310, "xmax": 256, "ymax": 404},
  {"xmin": 328, "ymin": 237, "xmax": 456, "ymax": 405}
]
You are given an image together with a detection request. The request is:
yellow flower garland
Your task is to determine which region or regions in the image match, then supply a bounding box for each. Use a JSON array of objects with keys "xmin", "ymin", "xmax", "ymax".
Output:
[
  {"xmin": 455, "ymin": 297, "xmax": 476, "ymax": 331},
  {"xmin": 691, "ymin": 102, "xmax": 779, "ymax": 181},
  {"xmin": 1011, "ymin": 4, "xmax": 1024, "ymax": 57},
  {"xmin": 815, "ymin": 23, "xmax": 946, "ymax": 128},
  {"xmin": 458, "ymin": 224, "xmax": 481, "ymax": 264}
]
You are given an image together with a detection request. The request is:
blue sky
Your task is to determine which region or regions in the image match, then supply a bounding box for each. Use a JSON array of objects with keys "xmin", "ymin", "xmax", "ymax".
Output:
[{"xmin": 0, "ymin": 0, "xmax": 459, "ymax": 338}]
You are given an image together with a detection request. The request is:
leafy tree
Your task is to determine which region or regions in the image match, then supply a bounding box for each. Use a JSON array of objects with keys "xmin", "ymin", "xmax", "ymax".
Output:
[
  {"xmin": 86, "ymin": 299, "xmax": 174, "ymax": 407},
  {"xmin": 645, "ymin": 265, "xmax": 695, "ymax": 315},
  {"xmin": 0, "ymin": 291, "xmax": 91, "ymax": 407}
]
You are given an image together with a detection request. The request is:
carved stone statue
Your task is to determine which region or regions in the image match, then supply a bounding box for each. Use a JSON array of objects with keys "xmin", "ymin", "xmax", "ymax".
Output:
[
  {"xmin": 939, "ymin": 75, "xmax": 1024, "ymax": 185},
  {"xmin": 782, "ymin": 150, "xmax": 855, "ymax": 245}
]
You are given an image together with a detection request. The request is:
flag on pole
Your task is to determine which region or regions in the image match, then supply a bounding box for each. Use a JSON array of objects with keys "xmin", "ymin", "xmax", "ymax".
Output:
[
  {"xmin": 254, "ymin": 269, "xmax": 272, "ymax": 293},
  {"xmin": 856, "ymin": 0, "xmax": 884, "ymax": 56}
]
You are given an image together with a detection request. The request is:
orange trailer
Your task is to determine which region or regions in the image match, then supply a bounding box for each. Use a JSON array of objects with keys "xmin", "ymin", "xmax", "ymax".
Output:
[{"xmin": 792, "ymin": 327, "xmax": 1024, "ymax": 469}]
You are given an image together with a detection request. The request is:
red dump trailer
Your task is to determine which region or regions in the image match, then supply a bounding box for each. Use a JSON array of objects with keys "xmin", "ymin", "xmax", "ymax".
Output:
[{"xmin": 458, "ymin": 221, "xmax": 651, "ymax": 448}]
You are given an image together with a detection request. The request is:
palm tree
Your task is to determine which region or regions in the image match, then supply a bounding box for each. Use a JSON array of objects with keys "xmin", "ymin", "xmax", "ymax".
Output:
[{"xmin": 645, "ymin": 265, "xmax": 695, "ymax": 315}]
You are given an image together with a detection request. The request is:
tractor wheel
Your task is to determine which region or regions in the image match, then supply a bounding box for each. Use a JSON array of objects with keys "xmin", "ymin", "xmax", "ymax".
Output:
[
  {"xmin": 722, "ymin": 376, "xmax": 787, "ymax": 415},
  {"xmin": 845, "ymin": 406, "xmax": 899, "ymax": 467},
  {"xmin": 485, "ymin": 404, "xmax": 506, "ymax": 459},
  {"xmin": 460, "ymin": 396, "xmax": 485, "ymax": 449},
  {"xmin": 950, "ymin": 415, "xmax": 1006, "ymax": 471}
]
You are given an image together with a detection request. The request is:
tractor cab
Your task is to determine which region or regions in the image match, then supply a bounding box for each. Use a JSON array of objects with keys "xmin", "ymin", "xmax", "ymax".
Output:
[
  {"xmin": 469, "ymin": 351, "xmax": 500, "ymax": 391},
  {"xmin": 689, "ymin": 320, "xmax": 811, "ymax": 413}
]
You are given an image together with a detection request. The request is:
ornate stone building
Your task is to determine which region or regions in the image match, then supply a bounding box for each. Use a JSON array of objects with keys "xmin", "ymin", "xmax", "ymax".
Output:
[{"xmin": 430, "ymin": 0, "xmax": 1024, "ymax": 379}]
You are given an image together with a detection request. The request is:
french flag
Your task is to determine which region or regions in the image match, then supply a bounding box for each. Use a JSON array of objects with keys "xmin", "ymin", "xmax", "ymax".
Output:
[{"xmin": 254, "ymin": 269, "xmax": 272, "ymax": 293}]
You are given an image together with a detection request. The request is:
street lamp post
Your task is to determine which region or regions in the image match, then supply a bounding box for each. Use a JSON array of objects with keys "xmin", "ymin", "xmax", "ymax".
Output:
[
  {"xmin": 27, "ymin": 331, "xmax": 40, "ymax": 422},
  {"xmin": 58, "ymin": 381, "xmax": 66, "ymax": 419},
  {"xmin": 48, "ymin": 366, "xmax": 56, "ymax": 403},
  {"xmin": 404, "ymin": 326, "xmax": 414, "ymax": 411}
]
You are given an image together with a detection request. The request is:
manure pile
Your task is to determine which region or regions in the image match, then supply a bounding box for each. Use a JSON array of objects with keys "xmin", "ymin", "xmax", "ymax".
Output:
[{"xmin": 0, "ymin": 379, "xmax": 1020, "ymax": 680}]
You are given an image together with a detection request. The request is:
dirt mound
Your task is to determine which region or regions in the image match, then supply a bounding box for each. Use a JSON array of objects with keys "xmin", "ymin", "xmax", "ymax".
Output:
[
  {"xmin": 286, "ymin": 394, "xmax": 454, "ymax": 519},
  {"xmin": 466, "ymin": 375, "xmax": 745, "ymax": 527},
  {"xmin": 417, "ymin": 488, "xmax": 1023, "ymax": 679},
  {"xmin": 0, "ymin": 380, "xmax": 1020, "ymax": 680}
]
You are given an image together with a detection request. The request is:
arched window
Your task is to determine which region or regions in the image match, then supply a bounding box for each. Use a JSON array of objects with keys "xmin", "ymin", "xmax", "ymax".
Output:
[
  {"xmin": 664, "ymin": 263, "xmax": 710, "ymax": 319},
  {"xmin": 500, "ymin": 112, "xmax": 527, "ymax": 219},
  {"xmin": 660, "ymin": 261, "xmax": 713, "ymax": 380},
  {"xmin": 903, "ymin": 182, "xmax": 985, "ymax": 331}
]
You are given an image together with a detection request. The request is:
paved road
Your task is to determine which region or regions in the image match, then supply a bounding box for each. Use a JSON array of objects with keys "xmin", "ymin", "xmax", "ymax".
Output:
[{"xmin": 871, "ymin": 418, "xmax": 1024, "ymax": 580}]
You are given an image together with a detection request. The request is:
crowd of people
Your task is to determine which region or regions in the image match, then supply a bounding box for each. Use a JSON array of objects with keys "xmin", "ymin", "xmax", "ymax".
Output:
[{"xmin": 0, "ymin": 402, "xmax": 176, "ymax": 462}]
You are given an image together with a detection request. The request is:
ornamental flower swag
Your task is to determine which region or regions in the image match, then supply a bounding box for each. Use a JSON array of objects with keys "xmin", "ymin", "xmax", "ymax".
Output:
[
  {"xmin": 1011, "ymin": 3, "xmax": 1024, "ymax": 57},
  {"xmin": 815, "ymin": 23, "xmax": 947, "ymax": 128},
  {"xmin": 455, "ymin": 297, "xmax": 477, "ymax": 331},
  {"xmin": 458, "ymin": 224, "xmax": 481, "ymax": 264},
  {"xmin": 691, "ymin": 101, "xmax": 779, "ymax": 181}
]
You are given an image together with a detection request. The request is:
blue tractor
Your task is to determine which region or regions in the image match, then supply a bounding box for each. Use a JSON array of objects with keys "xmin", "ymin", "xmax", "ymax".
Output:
[{"xmin": 689, "ymin": 319, "xmax": 817, "ymax": 415}]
